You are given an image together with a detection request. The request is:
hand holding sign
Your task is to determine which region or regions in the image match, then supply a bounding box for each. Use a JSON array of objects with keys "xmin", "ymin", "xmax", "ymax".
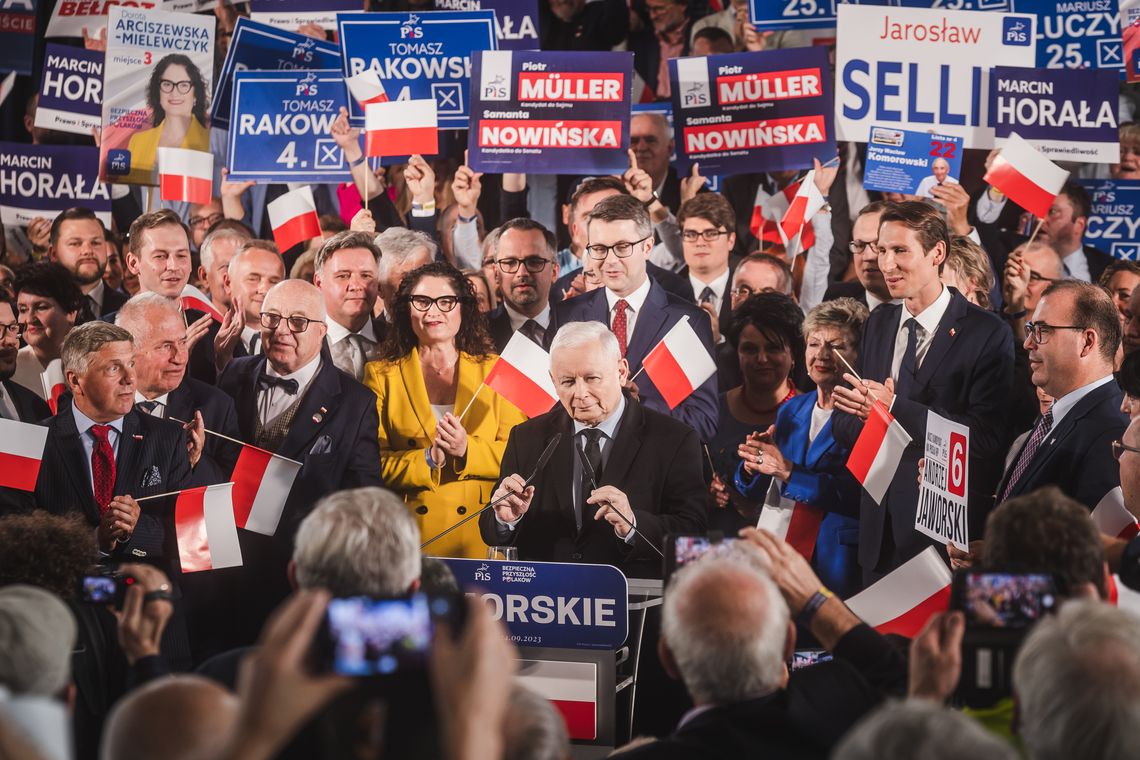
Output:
[
  {"xmin": 930, "ymin": 182, "xmax": 972, "ymax": 236},
  {"xmin": 451, "ymin": 153, "xmax": 482, "ymax": 218}
]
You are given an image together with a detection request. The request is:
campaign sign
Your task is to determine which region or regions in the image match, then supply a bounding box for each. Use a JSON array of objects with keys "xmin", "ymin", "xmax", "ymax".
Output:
[
  {"xmin": 1081, "ymin": 180, "xmax": 1140, "ymax": 261},
  {"xmin": 835, "ymin": 4, "xmax": 1037, "ymax": 148},
  {"xmin": 211, "ymin": 18, "xmax": 341, "ymax": 129},
  {"xmin": 0, "ymin": 144, "xmax": 111, "ymax": 226},
  {"xmin": 250, "ymin": 0, "xmax": 359, "ymax": 32},
  {"xmin": 438, "ymin": 558, "xmax": 629, "ymax": 650},
  {"xmin": 0, "ymin": 0, "xmax": 35, "ymax": 76},
  {"xmin": 915, "ymin": 411, "xmax": 970, "ymax": 547},
  {"xmin": 631, "ymin": 102, "xmax": 721, "ymax": 192},
  {"xmin": 227, "ymin": 70, "xmax": 350, "ymax": 183},
  {"xmin": 990, "ymin": 66, "xmax": 1119, "ymax": 163},
  {"xmin": 749, "ymin": 0, "xmax": 838, "ymax": 30},
  {"xmin": 338, "ymin": 11, "xmax": 498, "ymax": 129},
  {"xmin": 668, "ymin": 46, "xmax": 836, "ymax": 176},
  {"xmin": 45, "ymin": 0, "xmax": 161, "ymax": 40},
  {"xmin": 35, "ymin": 44, "xmax": 103, "ymax": 136},
  {"xmin": 468, "ymin": 50, "xmax": 632, "ymax": 175},
  {"xmin": 434, "ymin": 0, "xmax": 539, "ymax": 50},
  {"xmin": 864, "ymin": 126, "xmax": 963, "ymax": 196},
  {"xmin": 1010, "ymin": 0, "xmax": 1123, "ymax": 69}
]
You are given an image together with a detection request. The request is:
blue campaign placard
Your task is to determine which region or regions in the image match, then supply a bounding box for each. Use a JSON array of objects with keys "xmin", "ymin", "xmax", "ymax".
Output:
[
  {"xmin": 864, "ymin": 126, "xmax": 963, "ymax": 196},
  {"xmin": 211, "ymin": 17, "xmax": 341, "ymax": 129},
  {"xmin": 227, "ymin": 70, "xmax": 351, "ymax": 183},
  {"xmin": 468, "ymin": 50, "xmax": 632, "ymax": 175},
  {"xmin": 36, "ymin": 44, "xmax": 103, "ymax": 136},
  {"xmin": 0, "ymin": 144, "xmax": 111, "ymax": 226},
  {"xmin": 669, "ymin": 46, "xmax": 836, "ymax": 176},
  {"xmin": 1010, "ymin": 0, "xmax": 1123, "ymax": 70},
  {"xmin": 338, "ymin": 10, "xmax": 498, "ymax": 128},
  {"xmin": 750, "ymin": 0, "xmax": 838, "ymax": 30},
  {"xmin": 439, "ymin": 558, "xmax": 629, "ymax": 650},
  {"xmin": 1081, "ymin": 180, "xmax": 1140, "ymax": 261},
  {"xmin": 250, "ymin": 0, "xmax": 360, "ymax": 30},
  {"xmin": 434, "ymin": 0, "xmax": 539, "ymax": 50},
  {"xmin": 631, "ymin": 102, "xmax": 720, "ymax": 192},
  {"xmin": 0, "ymin": 0, "xmax": 36, "ymax": 76}
]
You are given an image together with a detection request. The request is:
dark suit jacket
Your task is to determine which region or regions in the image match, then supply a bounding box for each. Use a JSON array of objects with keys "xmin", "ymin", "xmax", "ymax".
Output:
[
  {"xmin": 832, "ymin": 289, "xmax": 1015, "ymax": 573},
  {"xmin": 3, "ymin": 378, "xmax": 50, "ymax": 422},
  {"xmin": 822, "ymin": 279, "xmax": 869, "ymax": 307},
  {"xmin": 995, "ymin": 380, "xmax": 1126, "ymax": 509},
  {"xmin": 548, "ymin": 281, "xmax": 719, "ymax": 441},
  {"xmin": 478, "ymin": 397, "xmax": 706, "ymax": 578},
  {"xmin": 1081, "ymin": 244, "xmax": 1114, "ymax": 283},
  {"xmin": 488, "ymin": 305, "xmax": 515, "ymax": 354},
  {"xmin": 99, "ymin": 287, "xmax": 129, "ymax": 318},
  {"xmin": 677, "ymin": 260, "xmax": 737, "ymax": 334},
  {"xmin": 162, "ymin": 376, "xmax": 242, "ymax": 485}
]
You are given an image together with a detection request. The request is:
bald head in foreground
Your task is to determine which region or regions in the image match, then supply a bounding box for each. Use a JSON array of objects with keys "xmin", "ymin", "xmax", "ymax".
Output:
[{"xmin": 101, "ymin": 675, "xmax": 240, "ymax": 760}]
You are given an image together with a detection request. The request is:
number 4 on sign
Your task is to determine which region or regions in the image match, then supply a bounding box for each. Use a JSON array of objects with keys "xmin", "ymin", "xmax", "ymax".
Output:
[{"xmin": 277, "ymin": 141, "xmax": 299, "ymax": 169}]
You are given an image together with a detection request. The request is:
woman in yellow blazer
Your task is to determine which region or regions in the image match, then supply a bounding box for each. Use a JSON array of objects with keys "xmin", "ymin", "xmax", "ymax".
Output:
[{"xmin": 364, "ymin": 262, "xmax": 526, "ymax": 558}]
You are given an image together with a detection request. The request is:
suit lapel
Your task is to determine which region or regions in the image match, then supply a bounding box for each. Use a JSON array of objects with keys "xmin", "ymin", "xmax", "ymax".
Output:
[
  {"xmin": 399, "ymin": 347, "xmax": 438, "ymax": 440},
  {"xmin": 601, "ymin": 398, "xmax": 643, "ymax": 487},
  {"xmin": 53, "ymin": 412, "xmax": 100, "ymax": 522},
  {"xmin": 277, "ymin": 358, "xmax": 343, "ymax": 460},
  {"xmin": 234, "ymin": 356, "xmax": 267, "ymax": 441},
  {"xmin": 625, "ymin": 283, "xmax": 669, "ymax": 370},
  {"xmin": 913, "ymin": 290, "xmax": 968, "ymax": 390},
  {"xmin": 115, "ymin": 412, "xmax": 145, "ymax": 495},
  {"xmin": 164, "ymin": 381, "xmax": 192, "ymax": 423}
]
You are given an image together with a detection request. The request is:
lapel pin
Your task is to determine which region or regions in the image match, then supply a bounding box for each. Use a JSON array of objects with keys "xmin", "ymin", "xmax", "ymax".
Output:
[
  {"xmin": 132, "ymin": 434, "xmax": 144, "ymax": 440},
  {"xmin": 312, "ymin": 407, "xmax": 327, "ymax": 424},
  {"xmin": 949, "ymin": 328, "xmax": 957, "ymax": 337}
]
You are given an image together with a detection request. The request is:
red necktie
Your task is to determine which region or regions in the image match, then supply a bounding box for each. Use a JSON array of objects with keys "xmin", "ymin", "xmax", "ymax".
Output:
[
  {"xmin": 90, "ymin": 424, "xmax": 115, "ymax": 514},
  {"xmin": 612, "ymin": 299, "xmax": 630, "ymax": 358}
]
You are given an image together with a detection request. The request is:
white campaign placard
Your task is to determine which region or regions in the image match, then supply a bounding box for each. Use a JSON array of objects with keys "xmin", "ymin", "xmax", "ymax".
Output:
[
  {"xmin": 915, "ymin": 410, "xmax": 970, "ymax": 547},
  {"xmin": 835, "ymin": 4, "xmax": 1037, "ymax": 148}
]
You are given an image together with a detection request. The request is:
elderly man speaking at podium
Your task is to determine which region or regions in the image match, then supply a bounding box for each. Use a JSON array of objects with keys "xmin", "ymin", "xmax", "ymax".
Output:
[{"xmin": 480, "ymin": 321, "xmax": 706, "ymax": 577}]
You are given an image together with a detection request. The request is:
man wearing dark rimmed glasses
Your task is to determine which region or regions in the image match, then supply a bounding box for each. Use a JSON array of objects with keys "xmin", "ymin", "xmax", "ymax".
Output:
[
  {"xmin": 487, "ymin": 218, "xmax": 560, "ymax": 352},
  {"xmin": 0, "ymin": 298, "xmax": 48, "ymax": 424}
]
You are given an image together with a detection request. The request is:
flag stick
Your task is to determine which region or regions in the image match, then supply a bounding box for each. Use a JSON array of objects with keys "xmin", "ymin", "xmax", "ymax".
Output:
[
  {"xmin": 628, "ymin": 365, "xmax": 645, "ymax": 383},
  {"xmin": 363, "ymin": 155, "xmax": 370, "ymax": 205},
  {"xmin": 169, "ymin": 416, "xmax": 303, "ymax": 466},
  {"xmin": 702, "ymin": 443, "xmax": 716, "ymax": 472},
  {"xmin": 834, "ymin": 349, "xmax": 880, "ymax": 405},
  {"xmin": 456, "ymin": 382, "xmax": 485, "ymax": 423},
  {"xmin": 1024, "ymin": 217, "xmax": 1045, "ymax": 248},
  {"xmin": 136, "ymin": 482, "xmax": 235, "ymax": 503}
]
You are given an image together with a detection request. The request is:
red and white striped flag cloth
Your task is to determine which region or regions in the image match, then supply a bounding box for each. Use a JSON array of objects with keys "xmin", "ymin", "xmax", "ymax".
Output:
[
  {"xmin": 365, "ymin": 99, "xmax": 438, "ymax": 158},
  {"xmin": 631, "ymin": 71, "xmax": 658, "ymax": 104},
  {"xmin": 846, "ymin": 399, "xmax": 912, "ymax": 505},
  {"xmin": 517, "ymin": 660, "xmax": 597, "ymax": 741},
  {"xmin": 231, "ymin": 443, "xmax": 302, "ymax": 536},
  {"xmin": 345, "ymin": 70, "xmax": 389, "ymax": 107},
  {"xmin": 0, "ymin": 418, "xmax": 48, "ymax": 491},
  {"xmin": 777, "ymin": 169, "xmax": 825, "ymax": 260},
  {"xmin": 267, "ymin": 186, "xmax": 321, "ymax": 252},
  {"xmin": 0, "ymin": 72, "xmax": 15, "ymax": 109},
  {"xmin": 844, "ymin": 546, "xmax": 952, "ymax": 637},
  {"xmin": 1092, "ymin": 487, "xmax": 1140, "ymax": 540},
  {"xmin": 757, "ymin": 479, "xmax": 825, "ymax": 560},
  {"xmin": 641, "ymin": 316, "xmax": 716, "ymax": 409},
  {"xmin": 750, "ymin": 179, "xmax": 817, "ymax": 252},
  {"xmin": 174, "ymin": 483, "xmax": 243, "ymax": 573},
  {"xmin": 39, "ymin": 358, "xmax": 66, "ymax": 415},
  {"xmin": 485, "ymin": 332, "xmax": 558, "ymax": 418},
  {"xmin": 157, "ymin": 147, "xmax": 213, "ymax": 205},
  {"xmin": 984, "ymin": 132, "xmax": 1070, "ymax": 219},
  {"xmin": 1110, "ymin": 574, "xmax": 1140, "ymax": 617},
  {"xmin": 180, "ymin": 284, "xmax": 223, "ymax": 322}
]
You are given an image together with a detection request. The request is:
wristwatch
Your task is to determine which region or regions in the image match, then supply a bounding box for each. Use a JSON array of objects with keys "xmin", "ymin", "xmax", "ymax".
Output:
[{"xmin": 642, "ymin": 191, "xmax": 660, "ymax": 209}]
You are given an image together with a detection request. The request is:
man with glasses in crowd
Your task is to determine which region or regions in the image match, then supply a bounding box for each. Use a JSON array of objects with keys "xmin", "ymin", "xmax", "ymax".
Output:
[
  {"xmin": 488, "ymin": 219, "xmax": 561, "ymax": 351},
  {"xmin": 677, "ymin": 194, "xmax": 737, "ymax": 345},
  {"xmin": 0, "ymin": 298, "xmax": 48, "ymax": 424},
  {"xmin": 824, "ymin": 201, "xmax": 895, "ymax": 311}
]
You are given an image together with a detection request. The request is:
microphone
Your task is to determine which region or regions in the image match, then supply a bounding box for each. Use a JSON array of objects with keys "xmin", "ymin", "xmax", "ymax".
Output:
[
  {"xmin": 574, "ymin": 439, "xmax": 665, "ymax": 559},
  {"xmin": 420, "ymin": 433, "xmax": 563, "ymax": 551}
]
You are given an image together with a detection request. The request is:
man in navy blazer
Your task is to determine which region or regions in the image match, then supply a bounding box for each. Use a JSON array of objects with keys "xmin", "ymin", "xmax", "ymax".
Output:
[
  {"xmin": 547, "ymin": 194, "xmax": 719, "ymax": 441},
  {"xmin": 994, "ymin": 280, "xmax": 1127, "ymax": 509},
  {"xmin": 833, "ymin": 202, "xmax": 1014, "ymax": 581}
]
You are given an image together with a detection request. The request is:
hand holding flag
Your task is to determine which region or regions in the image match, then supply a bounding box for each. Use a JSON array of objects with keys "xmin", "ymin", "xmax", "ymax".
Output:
[
  {"xmin": 844, "ymin": 546, "xmax": 952, "ymax": 637},
  {"xmin": 984, "ymin": 133, "xmax": 1069, "ymax": 220}
]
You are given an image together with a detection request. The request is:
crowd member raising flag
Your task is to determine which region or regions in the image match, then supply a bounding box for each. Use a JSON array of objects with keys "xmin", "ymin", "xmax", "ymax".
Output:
[
  {"xmin": 231, "ymin": 443, "xmax": 303, "ymax": 537},
  {"xmin": 180, "ymin": 284, "xmax": 223, "ymax": 322},
  {"xmin": 267, "ymin": 186, "xmax": 322, "ymax": 253},
  {"xmin": 484, "ymin": 332, "xmax": 559, "ymax": 418},
  {"xmin": 365, "ymin": 99, "xmax": 438, "ymax": 158},
  {"xmin": 984, "ymin": 132, "xmax": 1070, "ymax": 220},
  {"xmin": 846, "ymin": 399, "xmax": 911, "ymax": 506},
  {"xmin": 157, "ymin": 147, "xmax": 213, "ymax": 205},
  {"xmin": 640, "ymin": 315, "xmax": 717, "ymax": 410},
  {"xmin": 777, "ymin": 167, "xmax": 826, "ymax": 260},
  {"xmin": 843, "ymin": 546, "xmax": 952, "ymax": 637},
  {"xmin": 345, "ymin": 69, "xmax": 389, "ymax": 107}
]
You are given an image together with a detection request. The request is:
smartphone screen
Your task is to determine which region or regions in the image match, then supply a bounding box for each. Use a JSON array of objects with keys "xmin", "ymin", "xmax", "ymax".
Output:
[
  {"xmin": 961, "ymin": 573, "xmax": 1057, "ymax": 629},
  {"xmin": 81, "ymin": 575, "xmax": 119, "ymax": 604},
  {"xmin": 790, "ymin": 649, "xmax": 834, "ymax": 671},
  {"xmin": 325, "ymin": 595, "xmax": 433, "ymax": 676},
  {"xmin": 665, "ymin": 535, "xmax": 741, "ymax": 581}
]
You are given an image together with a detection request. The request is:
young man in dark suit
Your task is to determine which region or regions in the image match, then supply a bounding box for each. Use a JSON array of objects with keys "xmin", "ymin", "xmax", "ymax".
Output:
[
  {"xmin": 48, "ymin": 207, "xmax": 128, "ymax": 322},
  {"xmin": 676, "ymin": 193, "xmax": 737, "ymax": 345},
  {"xmin": 487, "ymin": 219, "xmax": 560, "ymax": 352},
  {"xmin": 832, "ymin": 202, "xmax": 1014, "ymax": 582}
]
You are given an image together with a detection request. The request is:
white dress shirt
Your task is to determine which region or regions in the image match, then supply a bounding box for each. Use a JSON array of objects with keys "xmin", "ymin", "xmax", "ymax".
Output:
[
  {"xmin": 688, "ymin": 268, "xmax": 730, "ymax": 315},
  {"xmin": 242, "ymin": 326, "xmax": 262, "ymax": 355},
  {"xmin": 0, "ymin": 384, "xmax": 18, "ymax": 420},
  {"xmin": 325, "ymin": 317, "xmax": 378, "ymax": 347},
  {"xmin": 605, "ymin": 277, "xmax": 653, "ymax": 349},
  {"xmin": 12, "ymin": 346, "xmax": 48, "ymax": 401},
  {"xmin": 73, "ymin": 405, "xmax": 123, "ymax": 492},
  {"xmin": 890, "ymin": 285, "xmax": 953, "ymax": 383},
  {"xmin": 257, "ymin": 355, "xmax": 321, "ymax": 425},
  {"xmin": 1062, "ymin": 247, "xmax": 1091, "ymax": 282},
  {"xmin": 326, "ymin": 317, "xmax": 378, "ymax": 379}
]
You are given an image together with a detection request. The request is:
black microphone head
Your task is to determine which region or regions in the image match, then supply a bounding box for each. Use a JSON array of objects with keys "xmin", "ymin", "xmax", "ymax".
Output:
[{"xmin": 524, "ymin": 432, "xmax": 562, "ymax": 487}]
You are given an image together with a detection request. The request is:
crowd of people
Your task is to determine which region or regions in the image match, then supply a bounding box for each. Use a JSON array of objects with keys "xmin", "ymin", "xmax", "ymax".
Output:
[{"xmin": 4, "ymin": 0, "xmax": 1140, "ymax": 758}]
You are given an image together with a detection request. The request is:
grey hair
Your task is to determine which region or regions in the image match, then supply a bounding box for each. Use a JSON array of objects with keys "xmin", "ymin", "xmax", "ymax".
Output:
[
  {"xmin": 1013, "ymin": 600, "xmax": 1140, "ymax": 760},
  {"xmin": 549, "ymin": 321, "xmax": 621, "ymax": 365},
  {"xmin": 61, "ymin": 321, "xmax": 134, "ymax": 374},
  {"xmin": 660, "ymin": 549, "xmax": 789, "ymax": 704},
  {"xmin": 834, "ymin": 701, "xmax": 1018, "ymax": 760},
  {"xmin": 115, "ymin": 292, "xmax": 181, "ymax": 342},
  {"xmin": 632, "ymin": 110, "xmax": 673, "ymax": 141},
  {"xmin": 802, "ymin": 297, "xmax": 869, "ymax": 342},
  {"xmin": 293, "ymin": 487, "xmax": 422, "ymax": 596},
  {"xmin": 375, "ymin": 227, "xmax": 438, "ymax": 282},
  {"xmin": 503, "ymin": 684, "xmax": 571, "ymax": 760},
  {"xmin": 199, "ymin": 225, "xmax": 251, "ymax": 272}
]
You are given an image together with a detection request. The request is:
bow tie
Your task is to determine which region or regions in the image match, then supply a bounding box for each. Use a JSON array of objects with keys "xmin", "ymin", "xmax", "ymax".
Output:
[{"xmin": 257, "ymin": 374, "xmax": 299, "ymax": 395}]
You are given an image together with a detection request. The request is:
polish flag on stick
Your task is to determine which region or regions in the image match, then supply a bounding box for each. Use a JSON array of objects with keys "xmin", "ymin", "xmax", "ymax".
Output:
[
  {"xmin": 0, "ymin": 419, "xmax": 48, "ymax": 491},
  {"xmin": 231, "ymin": 444, "xmax": 303, "ymax": 536},
  {"xmin": 846, "ymin": 399, "xmax": 912, "ymax": 505},
  {"xmin": 640, "ymin": 316, "xmax": 716, "ymax": 409},
  {"xmin": 757, "ymin": 479, "xmax": 825, "ymax": 560},
  {"xmin": 267, "ymin": 186, "xmax": 322, "ymax": 252},
  {"xmin": 844, "ymin": 546, "xmax": 952, "ymax": 637},
  {"xmin": 180, "ymin": 284, "xmax": 223, "ymax": 322},
  {"xmin": 485, "ymin": 332, "xmax": 558, "ymax": 418},
  {"xmin": 157, "ymin": 147, "xmax": 213, "ymax": 205},
  {"xmin": 174, "ymin": 483, "xmax": 243, "ymax": 573},
  {"xmin": 365, "ymin": 99, "xmax": 438, "ymax": 158},
  {"xmin": 1092, "ymin": 487, "xmax": 1140, "ymax": 540},
  {"xmin": 40, "ymin": 358, "xmax": 66, "ymax": 415},
  {"xmin": 750, "ymin": 179, "xmax": 816, "ymax": 252},
  {"xmin": 777, "ymin": 169, "xmax": 825, "ymax": 260},
  {"xmin": 517, "ymin": 660, "xmax": 598, "ymax": 741},
  {"xmin": 984, "ymin": 132, "xmax": 1069, "ymax": 219},
  {"xmin": 345, "ymin": 70, "xmax": 390, "ymax": 107}
]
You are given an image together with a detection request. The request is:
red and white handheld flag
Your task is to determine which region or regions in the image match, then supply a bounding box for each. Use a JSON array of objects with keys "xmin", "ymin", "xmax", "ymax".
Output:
[
  {"xmin": 231, "ymin": 443, "xmax": 302, "ymax": 536},
  {"xmin": 157, "ymin": 147, "xmax": 213, "ymax": 205},
  {"xmin": 777, "ymin": 169, "xmax": 825, "ymax": 259},
  {"xmin": 844, "ymin": 546, "xmax": 952, "ymax": 637},
  {"xmin": 631, "ymin": 71, "xmax": 658, "ymax": 104},
  {"xmin": 757, "ymin": 479, "xmax": 825, "ymax": 560},
  {"xmin": 180, "ymin": 284, "xmax": 223, "ymax": 322},
  {"xmin": 1093, "ymin": 487, "xmax": 1140, "ymax": 540},
  {"xmin": 267, "ymin": 186, "xmax": 322, "ymax": 253},
  {"xmin": 517, "ymin": 659, "xmax": 598, "ymax": 741},
  {"xmin": 0, "ymin": 419, "xmax": 48, "ymax": 491},
  {"xmin": 40, "ymin": 358, "xmax": 66, "ymax": 415},
  {"xmin": 984, "ymin": 132, "xmax": 1069, "ymax": 219},
  {"xmin": 175, "ymin": 483, "xmax": 243, "ymax": 573},
  {"xmin": 485, "ymin": 332, "xmax": 558, "ymax": 418},
  {"xmin": 846, "ymin": 399, "xmax": 912, "ymax": 505},
  {"xmin": 345, "ymin": 70, "xmax": 389, "ymax": 107},
  {"xmin": 750, "ymin": 179, "xmax": 817, "ymax": 252},
  {"xmin": 365, "ymin": 99, "xmax": 438, "ymax": 158},
  {"xmin": 641, "ymin": 316, "xmax": 716, "ymax": 409}
]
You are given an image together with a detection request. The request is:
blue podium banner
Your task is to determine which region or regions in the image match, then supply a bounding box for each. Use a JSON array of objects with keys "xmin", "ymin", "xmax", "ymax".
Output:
[
  {"xmin": 338, "ymin": 10, "xmax": 498, "ymax": 128},
  {"xmin": 212, "ymin": 17, "xmax": 341, "ymax": 129},
  {"xmin": 1081, "ymin": 180, "xmax": 1140, "ymax": 261},
  {"xmin": 434, "ymin": 0, "xmax": 539, "ymax": 50},
  {"xmin": 227, "ymin": 70, "xmax": 351, "ymax": 183},
  {"xmin": 439, "ymin": 558, "xmax": 629, "ymax": 650}
]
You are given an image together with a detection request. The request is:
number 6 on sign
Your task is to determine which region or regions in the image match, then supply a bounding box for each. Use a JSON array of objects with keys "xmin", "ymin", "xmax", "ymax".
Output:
[
  {"xmin": 914, "ymin": 410, "xmax": 971, "ymax": 547},
  {"xmin": 948, "ymin": 432, "xmax": 967, "ymax": 498}
]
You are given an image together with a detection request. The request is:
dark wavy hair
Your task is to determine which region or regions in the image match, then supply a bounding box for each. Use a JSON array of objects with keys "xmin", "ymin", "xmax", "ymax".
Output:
[
  {"xmin": 147, "ymin": 54, "xmax": 209, "ymax": 127},
  {"xmin": 0, "ymin": 511, "xmax": 98, "ymax": 601},
  {"xmin": 728, "ymin": 291, "xmax": 810, "ymax": 391},
  {"xmin": 14, "ymin": 261, "xmax": 84, "ymax": 314},
  {"xmin": 378, "ymin": 261, "xmax": 494, "ymax": 362}
]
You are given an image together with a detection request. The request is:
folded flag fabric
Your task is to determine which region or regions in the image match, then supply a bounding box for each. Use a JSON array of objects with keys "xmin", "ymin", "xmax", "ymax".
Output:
[
  {"xmin": 777, "ymin": 169, "xmax": 825, "ymax": 259},
  {"xmin": 0, "ymin": 418, "xmax": 48, "ymax": 491},
  {"xmin": 516, "ymin": 659, "xmax": 598, "ymax": 741},
  {"xmin": 641, "ymin": 316, "xmax": 717, "ymax": 409},
  {"xmin": 175, "ymin": 483, "xmax": 243, "ymax": 573},
  {"xmin": 365, "ymin": 99, "xmax": 438, "ymax": 158},
  {"xmin": 345, "ymin": 70, "xmax": 389, "ymax": 106},
  {"xmin": 984, "ymin": 132, "xmax": 1069, "ymax": 219},
  {"xmin": 757, "ymin": 479, "xmax": 825, "ymax": 561},
  {"xmin": 1092, "ymin": 487, "xmax": 1140, "ymax": 540},
  {"xmin": 157, "ymin": 147, "xmax": 213, "ymax": 205},
  {"xmin": 180, "ymin": 284, "xmax": 223, "ymax": 322},
  {"xmin": 485, "ymin": 332, "xmax": 558, "ymax": 418},
  {"xmin": 846, "ymin": 399, "xmax": 912, "ymax": 505},
  {"xmin": 267, "ymin": 186, "xmax": 322, "ymax": 252},
  {"xmin": 844, "ymin": 546, "xmax": 952, "ymax": 637},
  {"xmin": 750, "ymin": 178, "xmax": 816, "ymax": 252},
  {"xmin": 39, "ymin": 358, "xmax": 66, "ymax": 415},
  {"xmin": 231, "ymin": 443, "xmax": 302, "ymax": 536}
]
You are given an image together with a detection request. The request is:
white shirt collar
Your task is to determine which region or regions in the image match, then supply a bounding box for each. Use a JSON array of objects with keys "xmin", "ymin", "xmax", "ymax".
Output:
[
  {"xmin": 1062, "ymin": 248, "xmax": 1091, "ymax": 281},
  {"xmin": 133, "ymin": 390, "xmax": 170, "ymax": 408},
  {"xmin": 503, "ymin": 302, "xmax": 551, "ymax": 332},
  {"xmin": 241, "ymin": 325, "xmax": 259, "ymax": 347},
  {"xmin": 904, "ymin": 284, "xmax": 953, "ymax": 335},
  {"xmin": 1049, "ymin": 374, "xmax": 1115, "ymax": 428},
  {"xmin": 73, "ymin": 404, "xmax": 124, "ymax": 438},
  {"xmin": 605, "ymin": 277, "xmax": 652, "ymax": 314},
  {"xmin": 688, "ymin": 268, "xmax": 730, "ymax": 300},
  {"xmin": 572, "ymin": 394, "xmax": 626, "ymax": 438},
  {"xmin": 326, "ymin": 317, "xmax": 377, "ymax": 345},
  {"xmin": 267, "ymin": 352, "xmax": 322, "ymax": 387}
]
